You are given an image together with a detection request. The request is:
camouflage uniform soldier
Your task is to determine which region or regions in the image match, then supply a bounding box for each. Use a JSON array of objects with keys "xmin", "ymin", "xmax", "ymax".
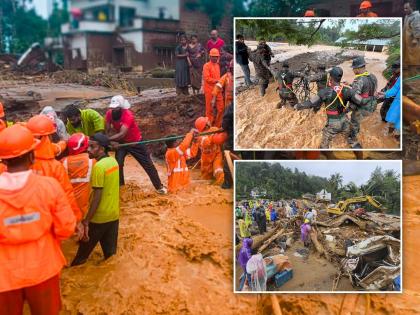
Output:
[
  {"xmin": 294, "ymin": 67, "xmax": 375, "ymax": 149},
  {"xmin": 268, "ymin": 61, "xmax": 302, "ymax": 108},
  {"xmin": 249, "ymin": 45, "xmax": 272, "ymax": 96},
  {"xmin": 348, "ymin": 56, "xmax": 378, "ymax": 148},
  {"xmin": 306, "ymin": 63, "xmax": 328, "ymax": 92}
]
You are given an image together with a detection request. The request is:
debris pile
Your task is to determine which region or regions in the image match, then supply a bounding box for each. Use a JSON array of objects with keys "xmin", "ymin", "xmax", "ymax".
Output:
[{"xmin": 236, "ymin": 199, "xmax": 401, "ymax": 291}]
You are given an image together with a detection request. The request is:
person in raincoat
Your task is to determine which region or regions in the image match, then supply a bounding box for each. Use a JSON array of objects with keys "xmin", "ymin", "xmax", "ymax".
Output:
[
  {"xmin": 40, "ymin": 106, "xmax": 69, "ymax": 141},
  {"xmin": 301, "ymin": 219, "xmax": 312, "ymax": 247},
  {"xmin": 238, "ymin": 238, "xmax": 253, "ymax": 291}
]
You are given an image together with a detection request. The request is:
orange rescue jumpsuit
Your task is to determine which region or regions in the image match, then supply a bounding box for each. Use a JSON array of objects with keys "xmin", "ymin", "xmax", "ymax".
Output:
[
  {"xmin": 0, "ymin": 172, "xmax": 76, "ymax": 293},
  {"xmin": 198, "ymin": 127, "xmax": 224, "ymax": 184},
  {"xmin": 203, "ymin": 61, "xmax": 224, "ymax": 126},
  {"xmin": 212, "ymin": 71, "xmax": 233, "ymax": 127},
  {"xmin": 62, "ymin": 153, "xmax": 95, "ymax": 216},
  {"xmin": 0, "ymin": 163, "xmax": 6, "ymax": 174},
  {"xmin": 165, "ymin": 132, "xmax": 198, "ymax": 193},
  {"xmin": 31, "ymin": 136, "xmax": 82, "ymax": 221}
]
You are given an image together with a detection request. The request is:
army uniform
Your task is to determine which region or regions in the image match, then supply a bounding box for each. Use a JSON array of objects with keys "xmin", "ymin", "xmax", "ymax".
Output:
[
  {"xmin": 249, "ymin": 50, "xmax": 272, "ymax": 96},
  {"xmin": 295, "ymin": 67, "xmax": 375, "ymax": 149},
  {"xmin": 349, "ymin": 72, "xmax": 378, "ymax": 142},
  {"xmin": 307, "ymin": 69, "xmax": 328, "ymax": 92},
  {"xmin": 270, "ymin": 67, "xmax": 301, "ymax": 107}
]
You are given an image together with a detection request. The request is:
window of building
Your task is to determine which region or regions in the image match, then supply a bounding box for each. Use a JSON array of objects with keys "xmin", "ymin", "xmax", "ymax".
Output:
[{"xmin": 120, "ymin": 7, "xmax": 136, "ymax": 27}]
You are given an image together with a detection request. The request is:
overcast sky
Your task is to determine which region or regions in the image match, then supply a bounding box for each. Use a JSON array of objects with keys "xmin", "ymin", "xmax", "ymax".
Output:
[
  {"xmin": 268, "ymin": 161, "xmax": 401, "ymax": 186},
  {"xmin": 29, "ymin": 0, "xmax": 53, "ymax": 19}
]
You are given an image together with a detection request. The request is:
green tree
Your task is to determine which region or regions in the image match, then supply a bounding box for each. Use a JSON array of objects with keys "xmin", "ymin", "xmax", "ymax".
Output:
[{"xmin": 247, "ymin": 0, "xmax": 314, "ymax": 17}]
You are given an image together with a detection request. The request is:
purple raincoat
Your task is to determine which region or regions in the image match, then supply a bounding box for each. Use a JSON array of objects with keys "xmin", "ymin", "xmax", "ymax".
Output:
[
  {"xmin": 300, "ymin": 223, "xmax": 311, "ymax": 242},
  {"xmin": 238, "ymin": 238, "xmax": 253, "ymax": 272}
]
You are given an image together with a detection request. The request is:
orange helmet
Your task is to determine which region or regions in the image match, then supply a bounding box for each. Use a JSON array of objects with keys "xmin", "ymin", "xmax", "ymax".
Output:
[
  {"xmin": 212, "ymin": 131, "xmax": 228, "ymax": 145},
  {"xmin": 0, "ymin": 124, "xmax": 40, "ymax": 159},
  {"xmin": 0, "ymin": 102, "xmax": 4, "ymax": 118},
  {"xmin": 304, "ymin": 10, "xmax": 315, "ymax": 17},
  {"xmin": 209, "ymin": 48, "xmax": 220, "ymax": 57},
  {"xmin": 360, "ymin": 1, "xmax": 372, "ymax": 9},
  {"xmin": 68, "ymin": 133, "xmax": 89, "ymax": 155},
  {"xmin": 26, "ymin": 114, "xmax": 56, "ymax": 136},
  {"xmin": 195, "ymin": 117, "xmax": 209, "ymax": 132}
]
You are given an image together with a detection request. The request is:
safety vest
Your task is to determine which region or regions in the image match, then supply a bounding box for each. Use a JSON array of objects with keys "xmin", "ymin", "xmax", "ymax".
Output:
[
  {"xmin": 167, "ymin": 146, "xmax": 191, "ymax": 176},
  {"xmin": 325, "ymin": 84, "xmax": 348, "ymax": 117},
  {"xmin": 62, "ymin": 155, "xmax": 93, "ymax": 184}
]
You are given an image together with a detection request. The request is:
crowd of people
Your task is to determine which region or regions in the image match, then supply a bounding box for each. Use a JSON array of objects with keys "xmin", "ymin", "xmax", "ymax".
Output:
[
  {"xmin": 175, "ymin": 30, "xmax": 233, "ymax": 129},
  {"xmin": 236, "ymin": 199, "xmax": 317, "ymax": 291},
  {"xmin": 0, "ymin": 84, "xmax": 233, "ymax": 312}
]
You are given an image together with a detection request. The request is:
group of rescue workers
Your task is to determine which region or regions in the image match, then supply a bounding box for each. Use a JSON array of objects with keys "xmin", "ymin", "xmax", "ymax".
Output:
[
  {"xmin": 0, "ymin": 57, "xmax": 232, "ymax": 312},
  {"xmin": 304, "ymin": 1, "xmax": 379, "ymax": 17},
  {"xmin": 249, "ymin": 38, "xmax": 401, "ymax": 149}
]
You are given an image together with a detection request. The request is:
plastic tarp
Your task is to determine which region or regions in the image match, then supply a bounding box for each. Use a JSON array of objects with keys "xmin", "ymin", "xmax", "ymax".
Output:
[
  {"xmin": 246, "ymin": 254, "xmax": 267, "ymax": 291},
  {"xmin": 346, "ymin": 235, "xmax": 400, "ymax": 257}
]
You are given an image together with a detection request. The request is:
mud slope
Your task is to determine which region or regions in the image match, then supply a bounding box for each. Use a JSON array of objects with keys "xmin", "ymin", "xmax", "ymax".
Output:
[{"xmin": 235, "ymin": 52, "xmax": 399, "ymax": 150}]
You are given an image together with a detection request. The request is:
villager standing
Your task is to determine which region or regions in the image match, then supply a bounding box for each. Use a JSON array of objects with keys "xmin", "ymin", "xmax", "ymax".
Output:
[
  {"xmin": 187, "ymin": 34, "xmax": 205, "ymax": 94},
  {"xmin": 403, "ymin": 1, "xmax": 420, "ymax": 66},
  {"xmin": 175, "ymin": 35, "xmax": 191, "ymax": 96},
  {"xmin": 235, "ymin": 34, "xmax": 252, "ymax": 87}
]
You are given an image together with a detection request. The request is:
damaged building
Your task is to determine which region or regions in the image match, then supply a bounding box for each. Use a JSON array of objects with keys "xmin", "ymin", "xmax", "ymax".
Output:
[
  {"xmin": 308, "ymin": 0, "xmax": 404, "ymax": 17},
  {"xmin": 61, "ymin": 0, "xmax": 232, "ymax": 72}
]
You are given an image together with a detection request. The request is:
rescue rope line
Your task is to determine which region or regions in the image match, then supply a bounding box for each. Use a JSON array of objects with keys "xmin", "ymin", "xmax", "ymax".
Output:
[
  {"xmin": 403, "ymin": 74, "xmax": 420, "ymax": 82},
  {"xmin": 116, "ymin": 129, "xmax": 224, "ymax": 148}
]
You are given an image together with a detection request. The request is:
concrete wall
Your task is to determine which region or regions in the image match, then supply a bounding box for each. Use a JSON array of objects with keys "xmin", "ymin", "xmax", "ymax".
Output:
[{"xmin": 86, "ymin": 33, "xmax": 114, "ymax": 68}]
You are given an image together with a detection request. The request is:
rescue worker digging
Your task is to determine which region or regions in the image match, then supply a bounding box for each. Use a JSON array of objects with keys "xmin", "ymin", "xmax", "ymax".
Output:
[
  {"xmin": 211, "ymin": 60, "xmax": 233, "ymax": 128},
  {"xmin": 64, "ymin": 104, "xmax": 105, "ymax": 136},
  {"xmin": 62, "ymin": 133, "xmax": 96, "ymax": 215},
  {"xmin": 105, "ymin": 95, "xmax": 167, "ymax": 194},
  {"xmin": 348, "ymin": 56, "xmax": 378, "ymax": 148},
  {"xmin": 203, "ymin": 48, "xmax": 224, "ymax": 126},
  {"xmin": 194, "ymin": 117, "xmax": 224, "ymax": 185},
  {"xmin": 306, "ymin": 63, "xmax": 328, "ymax": 92},
  {"xmin": 165, "ymin": 129, "xmax": 198, "ymax": 193},
  {"xmin": 294, "ymin": 66, "xmax": 376, "ymax": 149},
  {"xmin": 0, "ymin": 124, "xmax": 76, "ymax": 315}
]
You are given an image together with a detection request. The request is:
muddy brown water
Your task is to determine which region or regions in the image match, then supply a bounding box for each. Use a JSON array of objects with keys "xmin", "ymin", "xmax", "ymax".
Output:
[{"xmin": 56, "ymin": 157, "xmax": 420, "ymax": 314}]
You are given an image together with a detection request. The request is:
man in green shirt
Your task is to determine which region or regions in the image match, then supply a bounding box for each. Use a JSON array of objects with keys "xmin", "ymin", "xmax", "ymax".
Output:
[
  {"xmin": 71, "ymin": 133, "xmax": 120, "ymax": 266},
  {"xmin": 64, "ymin": 104, "xmax": 105, "ymax": 136}
]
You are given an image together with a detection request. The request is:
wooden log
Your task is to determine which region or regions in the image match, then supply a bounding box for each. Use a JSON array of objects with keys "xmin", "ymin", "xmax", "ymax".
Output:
[
  {"xmin": 310, "ymin": 229, "xmax": 330, "ymax": 261},
  {"xmin": 257, "ymin": 228, "xmax": 286, "ymax": 253},
  {"xmin": 235, "ymin": 222, "xmax": 283, "ymax": 253}
]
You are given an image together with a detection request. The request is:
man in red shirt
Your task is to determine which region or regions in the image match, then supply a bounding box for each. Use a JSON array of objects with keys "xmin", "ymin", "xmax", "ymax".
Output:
[
  {"xmin": 105, "ymin": 95, "xmax": 167, "ymax": 194},
  {"xmin": 206, "ymin": 29, "xmax": 225, "ymax": 54}
]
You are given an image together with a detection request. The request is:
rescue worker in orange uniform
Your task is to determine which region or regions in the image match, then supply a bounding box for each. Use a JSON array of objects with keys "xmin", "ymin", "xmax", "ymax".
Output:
[
  {"xmin": 211, "ymin": 59, "xmax": 233, "ymax": 127},
  {"xmin": 357, "ymin": 1, "xmax": 378, "ymax": 17},
  {"xmin": 304, "ymin": 9, "xmax": 316, "ymax": 17},
  {"xmin": 194, "ymin": 117, "xmax": 224, "ymax": 185},
  {"xmin": 203, "ymin": 48, "xmax": 224, "ymax": 127},
  {"xmin": 0, "ymin": 120, "xmax": 7, "ymax": 174},
  {"xmin": 165, "ymin": 129, "xmax": 199, "ymax": 193},
  {"xmin": 26, "ymin": 115, "xmax": 83, "ymax": 226},
  {"xmin": 62, "ymin": 133, "xmax": 96, "ymax": 215},
  {"xmin": 0, "ymin": 124, "xmax": 76, "ymax": 315}
]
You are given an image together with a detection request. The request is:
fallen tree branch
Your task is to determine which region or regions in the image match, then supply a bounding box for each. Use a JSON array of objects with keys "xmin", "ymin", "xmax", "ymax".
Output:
[{"xmin": 257, "ymin": 229, "xmax": 290, "ymax": 253}]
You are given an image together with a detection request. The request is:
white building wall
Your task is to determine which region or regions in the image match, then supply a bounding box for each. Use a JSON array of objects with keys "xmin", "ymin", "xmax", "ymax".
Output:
[
  {"xmin": 71, "ymin": 33, "xmax": 88, "ymax": 59},
  {"xmin": 120, "ymin": 31, "xmax": 144, "ymax": 52}
]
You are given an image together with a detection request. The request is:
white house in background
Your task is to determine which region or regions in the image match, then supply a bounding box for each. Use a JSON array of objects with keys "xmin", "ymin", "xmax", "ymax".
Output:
[
  {"xmin": 250, "ymin": 188, "xmax": 267, "ymax": 198},
  {"xmin": 316, "ymin": 189, "xmax": 331, "ymax": 202},
  {"xmin": 60, "ymin": 0, "xmax": 232, "ymax": 71}
]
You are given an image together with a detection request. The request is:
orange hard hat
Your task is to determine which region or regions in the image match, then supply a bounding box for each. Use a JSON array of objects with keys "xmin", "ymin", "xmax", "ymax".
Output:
[
  {"xmin": 209, "ymin": 48, "xmax": 220, "ymax": 57},
  {"xmin": 195, "ymin": 116, "xmax": 209, "ymax": 132},
  {"xmin": 0, "ymin": 102, "xmax": 4, "ymax": 118},
  {"xmin": 304, "ymin": 10, "xmax": 315, "ymax": 17},
  {"xmin": 0, "ymin": 124, "xmax": 40, "ymax": 159},
  {"xmin": 68, "ymin": 132, "xmax": 89, "ymax": 155},
  {"xmin": 0, "ymin": 120, "xmax": 6, "ymax": 132},
  {"xmin": 212, "ymin": 131, "xmax": 228, "ymax": 145},
  {"xmin": 360, "ymin": 1, "xmax": 372, "ymax": 9},
  {"xmin": 26, "ymin": 114, "xmax": 56, "ymax": 136}
]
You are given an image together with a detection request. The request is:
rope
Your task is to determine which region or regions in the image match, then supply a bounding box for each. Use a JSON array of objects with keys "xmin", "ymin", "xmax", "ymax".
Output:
[
  {"xmin": 116, "ymin": 129, "xmax": 224, "ymax": 148},
  {"xmin": 403, "ymin": 74, "xmax": 420, "ymax": 82}
]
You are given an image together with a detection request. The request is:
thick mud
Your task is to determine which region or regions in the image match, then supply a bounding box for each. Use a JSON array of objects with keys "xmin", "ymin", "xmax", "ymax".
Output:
[
  {"xmin": 235, "ymin": 46, "xmax": 400, "ymax": 150},
  {"xmin": 58, "ymin": 157, "xmax": 420, "ymax": 314}
]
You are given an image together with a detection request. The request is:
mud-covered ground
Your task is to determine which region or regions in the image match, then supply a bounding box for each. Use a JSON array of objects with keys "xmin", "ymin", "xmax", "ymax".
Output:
[
  {"xmin": 235, "ymin": 43, "xmax": 400, "ymax": 150},
  {"xmin": 58, "ymin": 157, "xmax": 420, "ymax": 314}
]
